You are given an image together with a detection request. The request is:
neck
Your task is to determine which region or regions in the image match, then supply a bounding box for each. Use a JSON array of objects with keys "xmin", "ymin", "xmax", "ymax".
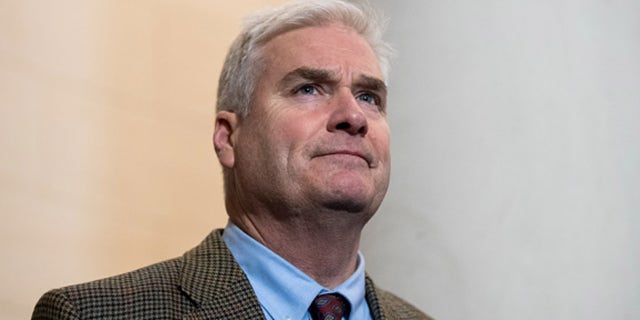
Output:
[{"xmin": 230, "ymin": 209, "xmax": 365, "ymax": 289}]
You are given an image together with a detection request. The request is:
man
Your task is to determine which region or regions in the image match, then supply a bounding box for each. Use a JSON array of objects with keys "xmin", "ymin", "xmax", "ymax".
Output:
[{"xmin": 33, "ymin": 1, "xmax": 432, "ymax": 319}]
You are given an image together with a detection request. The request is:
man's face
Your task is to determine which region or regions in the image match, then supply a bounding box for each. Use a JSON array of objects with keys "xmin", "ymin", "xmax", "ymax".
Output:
[{"xmin": 232, "ymin": 25, "xmax": 390, "ymax": 218}]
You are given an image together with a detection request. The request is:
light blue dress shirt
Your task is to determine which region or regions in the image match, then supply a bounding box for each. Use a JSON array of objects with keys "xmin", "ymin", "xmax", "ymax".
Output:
[{"xmin": 223, "ymin": 222, "xmax": 372, "ymax": 320}]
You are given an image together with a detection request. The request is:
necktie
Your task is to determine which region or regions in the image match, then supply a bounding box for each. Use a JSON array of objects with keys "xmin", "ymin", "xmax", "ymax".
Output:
[{"xmin": 309, "ymin": 293, "xmax": 351, "ymax": 320}]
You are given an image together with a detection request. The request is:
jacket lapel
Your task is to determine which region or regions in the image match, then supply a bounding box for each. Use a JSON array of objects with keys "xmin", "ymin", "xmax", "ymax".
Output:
[
  {"xmin": 179, "ymin": 229, "xmax": 266, "ymax": 320},
  {"xmin": 365, "ymin": 275, "xmax": 387, "ymax": 320}
]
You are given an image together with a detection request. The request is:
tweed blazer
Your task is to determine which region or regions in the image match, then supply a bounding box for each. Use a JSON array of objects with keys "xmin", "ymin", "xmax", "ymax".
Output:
[{"xmin": 33, "ymin": 229, "xmax": 431, "ymax": 320}]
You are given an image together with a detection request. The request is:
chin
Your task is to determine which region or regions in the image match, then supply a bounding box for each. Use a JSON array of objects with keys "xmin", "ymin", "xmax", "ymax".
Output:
[
  {"xmin": 320, "ymin": 186, "xmax": 373, "ymax": 214},
  {"xmin": 310, "ymin": 172, "xmax": 380, "ymax": 213}
]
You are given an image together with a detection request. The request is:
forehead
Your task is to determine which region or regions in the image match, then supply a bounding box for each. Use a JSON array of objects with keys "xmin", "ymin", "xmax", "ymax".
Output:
[{"xmin": 258, "ymin": 24, "xmax": 383, "ymax": 81}]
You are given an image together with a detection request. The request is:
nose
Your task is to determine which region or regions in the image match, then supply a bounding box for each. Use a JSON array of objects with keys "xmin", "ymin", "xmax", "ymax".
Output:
[{"xmin": 327, "ymin": 89, "xmax": 368, "ymax": 136}]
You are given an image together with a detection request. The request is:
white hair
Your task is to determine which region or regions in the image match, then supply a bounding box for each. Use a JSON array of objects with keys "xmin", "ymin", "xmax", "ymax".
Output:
[{"xmin": 215, "ymin": 0, "xmax": 393, "ymax": 117}]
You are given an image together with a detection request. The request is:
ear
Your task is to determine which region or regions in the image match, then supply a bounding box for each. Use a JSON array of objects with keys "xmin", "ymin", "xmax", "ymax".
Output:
[{"xmin": 213, "ymin": 111, "xmax": 239, "ymax": 169}]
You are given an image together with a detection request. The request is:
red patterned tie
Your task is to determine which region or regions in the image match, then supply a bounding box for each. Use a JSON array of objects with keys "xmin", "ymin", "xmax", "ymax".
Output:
[{"xmin": 309, "ymin": 293, "xmax": 351, "ymax": 320}]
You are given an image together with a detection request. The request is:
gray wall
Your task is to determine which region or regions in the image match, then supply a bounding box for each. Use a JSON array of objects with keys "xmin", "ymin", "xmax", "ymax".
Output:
[{"xmin": 362, "ymin": 1, "xmax": 640, "ymax": 319}]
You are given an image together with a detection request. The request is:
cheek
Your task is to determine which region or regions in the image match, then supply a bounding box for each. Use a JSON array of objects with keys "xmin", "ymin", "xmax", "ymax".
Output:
[
  {"xmin": 371, "ymin": 123, "xmax": 391, "ymax": 159},
  {"xmin": 266, "ymin": 121, "xmax": 312, "ymax": 169},
  {"xmin": 277, "ymin": 113, "xmax": 322, "ymax": 144}
]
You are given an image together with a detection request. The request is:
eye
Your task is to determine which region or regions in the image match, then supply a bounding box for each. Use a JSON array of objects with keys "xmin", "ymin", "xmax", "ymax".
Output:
[
  {"xmin": 294, "ymin": 84, "xmax": 319, "ymax": 95},
  {"xmin": 356, "ymin": 92, "xmax": 380, "ymax": 106}
]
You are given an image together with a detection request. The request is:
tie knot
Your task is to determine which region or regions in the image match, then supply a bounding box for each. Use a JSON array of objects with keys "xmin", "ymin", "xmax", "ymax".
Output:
[{"xmin": 309, "ymin": 293, "xmax": 351, "ymax": 320}]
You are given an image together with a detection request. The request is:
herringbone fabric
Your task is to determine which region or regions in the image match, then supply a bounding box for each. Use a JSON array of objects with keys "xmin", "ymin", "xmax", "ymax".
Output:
[
  {"xmin": 32, "ymin": 229, "xmax": 433, "ymax": 320},
  {"xmin": 309, "ymin": 293, "xmax": 350, "ymax": 320}
]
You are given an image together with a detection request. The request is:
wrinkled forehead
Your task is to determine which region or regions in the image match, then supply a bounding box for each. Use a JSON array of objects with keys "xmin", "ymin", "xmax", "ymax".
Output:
[{"xmin": 257, "ymin": 24, "xmax": 384, "ymax": 83}]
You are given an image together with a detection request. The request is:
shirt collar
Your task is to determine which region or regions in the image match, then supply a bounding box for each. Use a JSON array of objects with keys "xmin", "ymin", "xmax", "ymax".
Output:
[{"xmin": 222, "ymin": 221, "xmax": 368, "ymax": 320}]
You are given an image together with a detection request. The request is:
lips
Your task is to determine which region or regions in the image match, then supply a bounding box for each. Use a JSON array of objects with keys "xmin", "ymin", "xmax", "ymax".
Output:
[{"xmin": 313, "ymin": 148, "xmax": 376, "ymax": 168}]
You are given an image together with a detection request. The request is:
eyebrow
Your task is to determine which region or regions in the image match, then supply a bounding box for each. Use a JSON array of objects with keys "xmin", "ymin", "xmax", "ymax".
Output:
[
  {"xmin": 352, "ymin": 74, "xmax": 387, "ymax": 97},
  {"xmin": 277, "ymin": 67, "xmax": 339, "ymax": 92}
]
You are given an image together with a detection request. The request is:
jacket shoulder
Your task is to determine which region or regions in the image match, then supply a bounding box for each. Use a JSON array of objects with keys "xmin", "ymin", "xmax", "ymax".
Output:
[
  {"xmin": 32, "ymin": 288, "xmax": 80, "ymax": 320},
  {"xmin": 32, "ymin": 258, "xmax": 192, "ymax": 320}
]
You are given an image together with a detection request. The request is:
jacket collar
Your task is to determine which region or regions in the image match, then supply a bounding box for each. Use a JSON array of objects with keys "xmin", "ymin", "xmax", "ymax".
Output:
[
  {"xmin": 177, "ymin": 228, "xmax": 385, "ymax": 320},
  {"xmin": 365, "ymin": 275, "xmax": 386, "ymax": 320},
  {"xmin": 179, "ymin": 229, "xmax": 266, "ymax": 319}
]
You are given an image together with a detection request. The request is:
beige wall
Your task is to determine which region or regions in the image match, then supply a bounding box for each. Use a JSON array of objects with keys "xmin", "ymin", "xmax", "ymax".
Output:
[{"xmin": 0, "ymin": 1, "xmax": 285, "ymax": 318}]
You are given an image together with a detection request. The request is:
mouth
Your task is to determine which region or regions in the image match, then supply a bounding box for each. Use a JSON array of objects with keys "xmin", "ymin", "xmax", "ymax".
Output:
[{"xmin": 315, "ymin": 149, "xmax": 376, "ymax": 168}]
